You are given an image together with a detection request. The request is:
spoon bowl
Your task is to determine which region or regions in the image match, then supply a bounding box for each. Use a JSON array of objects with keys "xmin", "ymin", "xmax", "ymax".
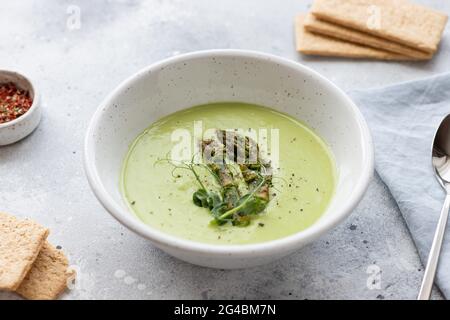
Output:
[
  {"xmin": 418, "ymin": 114, "xmax": 450, "ymax": 299},
  {"xmin": 433, "ymin": 115, "xmax": 450, "ymax": 186}
]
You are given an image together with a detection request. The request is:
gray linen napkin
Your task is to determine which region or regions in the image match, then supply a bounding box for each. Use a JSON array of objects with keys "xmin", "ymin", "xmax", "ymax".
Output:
[{"xmin": 349, "ymin": 73, "xmax": 450, "ymax": 298}]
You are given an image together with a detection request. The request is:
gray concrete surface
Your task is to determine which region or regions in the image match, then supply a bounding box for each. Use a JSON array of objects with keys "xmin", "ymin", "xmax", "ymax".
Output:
[{"xmin": 0, "ymin": 0, "xmax": 448, "ymax": 300}]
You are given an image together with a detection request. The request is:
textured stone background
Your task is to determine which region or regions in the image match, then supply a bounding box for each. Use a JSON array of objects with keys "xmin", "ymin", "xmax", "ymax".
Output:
[{"xmin": 0, "ymin": 0, "xmax": 449, "ymax": 299}]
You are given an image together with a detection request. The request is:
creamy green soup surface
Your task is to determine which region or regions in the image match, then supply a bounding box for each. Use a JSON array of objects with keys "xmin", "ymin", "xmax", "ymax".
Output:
[{"xmin": 121, "ymin": 102, "xmax": 336, "ymax": 245}]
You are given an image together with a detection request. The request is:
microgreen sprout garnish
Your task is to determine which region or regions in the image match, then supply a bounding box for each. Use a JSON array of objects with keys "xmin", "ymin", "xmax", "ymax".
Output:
[{"xmin": 156, "ymin": 130, "xmax": 275, "ymax": 227}]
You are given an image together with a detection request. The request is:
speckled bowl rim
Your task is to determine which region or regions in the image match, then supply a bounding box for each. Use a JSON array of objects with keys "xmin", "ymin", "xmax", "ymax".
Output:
[
  {"xmin": 0, "ymin": 70, "xmax": 39, "ymax": 129},
  {"xmin": 84, "ymin": 49, "xmax": 374, "ymax": 257}
]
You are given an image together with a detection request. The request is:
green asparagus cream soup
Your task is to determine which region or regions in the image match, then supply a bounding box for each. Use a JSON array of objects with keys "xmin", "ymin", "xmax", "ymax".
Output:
[{"xmin": 121, "ymin": 102, "xmax": 336, "ymax": 245}]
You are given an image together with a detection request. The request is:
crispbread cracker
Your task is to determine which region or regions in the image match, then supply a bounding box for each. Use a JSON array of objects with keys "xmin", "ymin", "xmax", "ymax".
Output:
[
  {"xmin": 311, "ymin": 0, "xmax": 448, "ymax": 53},
  {"xmin": 16, "ymin": 242, "xmax": 75, "ymax": 300},
  {"xmin": 295, "ymin": 15, "xmax": 415, "ymax": 60},
  {"xmin": 0, "ymin": 212, "xmax": 49, "ymax": 291},
  {"xmin": 304, "ymin": 13, "xmax": 432, "ymax": 60}
]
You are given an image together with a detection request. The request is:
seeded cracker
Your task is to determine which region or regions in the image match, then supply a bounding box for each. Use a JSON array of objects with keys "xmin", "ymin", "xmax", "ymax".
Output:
[
  {"xmin": 311, "ymin": 0, "xmax": 448, "ymax": 53},
  {"xmin": 303, "ymin": 13, "xmax": 432, "ymax": 60},
  {"xmin": 295, "ymin": 15, "xmax": 416, "ymax": 60},
  {"xmin": 16, "ymin": 242, "xmax": 75, "ymax": 300},
  {"xmin": 0, "ymin": 212, "xmax": 49, "ymax": 291}
]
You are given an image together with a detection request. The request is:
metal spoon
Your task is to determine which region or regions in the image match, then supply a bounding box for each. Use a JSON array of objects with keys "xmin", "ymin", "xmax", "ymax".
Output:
[{"xmin": 418, "ymin": 114, "xmax": 450, "ymax": 300}]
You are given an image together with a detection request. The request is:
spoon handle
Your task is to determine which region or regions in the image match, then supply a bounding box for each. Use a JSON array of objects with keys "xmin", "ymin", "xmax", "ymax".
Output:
[{"xmin": 418, "ymin": 194, "xmax": 450, "ymax": 300}]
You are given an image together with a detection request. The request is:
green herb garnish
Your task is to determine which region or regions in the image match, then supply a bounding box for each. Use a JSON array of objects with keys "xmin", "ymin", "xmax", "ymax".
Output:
[{"xmin": 158, "ymin": 130, "xmax": 274, "ymax": 227}]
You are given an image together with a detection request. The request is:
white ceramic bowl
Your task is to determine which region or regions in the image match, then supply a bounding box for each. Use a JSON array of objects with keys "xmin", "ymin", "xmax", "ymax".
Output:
[
  {"xmin": 84, "ymin": 50, "xmax": 373, "ymax": 269},
  {"xmin": 0, "ymin": 70, "xmax": 41, "ymax": 146}
]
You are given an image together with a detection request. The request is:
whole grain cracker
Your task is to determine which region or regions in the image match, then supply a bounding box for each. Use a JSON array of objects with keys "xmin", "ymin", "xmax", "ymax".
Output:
[
  {"xmin": 304, "ymin": 13, "xmax": 432, "ymax": 60},
  {"xmin": 311, "ymin": 0, "xmax": 448, "ymax": 53},
  {"xmin": 295, "ymin": 15, "xmax": 416, "ymax": 60},
  {"xmin": 16, "ymin": 242, "xmax": 75, "ymax": 300},
  {"xmin": 0, "ymin": 212, "xmax": 49, "ymax": 291}
]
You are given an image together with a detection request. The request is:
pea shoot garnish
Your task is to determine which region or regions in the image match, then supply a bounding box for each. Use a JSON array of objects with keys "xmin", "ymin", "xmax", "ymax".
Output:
[{"xmin": 158, "ymin": 130, "xmax": 274, "ymax": 227}]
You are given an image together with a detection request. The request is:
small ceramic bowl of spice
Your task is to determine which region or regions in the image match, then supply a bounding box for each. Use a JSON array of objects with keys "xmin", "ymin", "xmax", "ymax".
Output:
[{"xmin": 0, "ymin": 70, "xmax": 41, "ymax": 146}]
